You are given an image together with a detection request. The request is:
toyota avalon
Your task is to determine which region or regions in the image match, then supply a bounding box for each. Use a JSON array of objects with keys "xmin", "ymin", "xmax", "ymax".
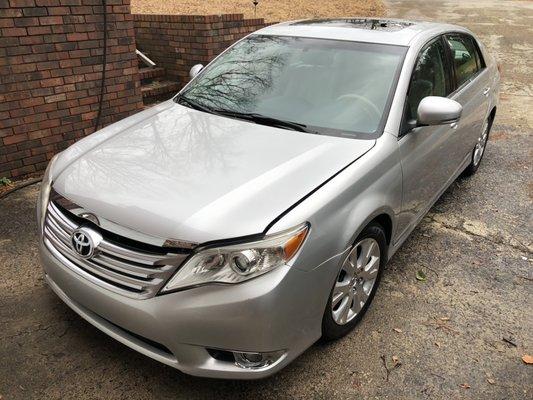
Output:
[{"xmin": 37, "ymin": 18, "xmax": 499, "ymax": 378}]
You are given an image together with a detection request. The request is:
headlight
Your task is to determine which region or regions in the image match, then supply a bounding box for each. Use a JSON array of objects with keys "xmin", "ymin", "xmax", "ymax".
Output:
[
  {"xmin": 37, "ymin": 154, "xmax": 58, "ymax": 233},
  {"xmin": 160, "ymin": 223, "xmax": 309, "ymax": 293}
]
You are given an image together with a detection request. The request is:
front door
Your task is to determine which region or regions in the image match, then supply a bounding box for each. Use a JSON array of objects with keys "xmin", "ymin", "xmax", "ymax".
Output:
[{"xmin": 396, "ymin": 36, "xmax": 456, "ymax": 239}]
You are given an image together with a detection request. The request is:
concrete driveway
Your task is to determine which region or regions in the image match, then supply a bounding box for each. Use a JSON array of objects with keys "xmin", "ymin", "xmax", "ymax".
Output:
[{"xmin": 1, "ymin": 0, "xmax": 531, "ymax": 398}]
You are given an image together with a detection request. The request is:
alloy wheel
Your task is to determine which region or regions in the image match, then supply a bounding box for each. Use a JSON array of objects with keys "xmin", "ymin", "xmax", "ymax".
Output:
[
  {"xmin": 331, "ymin": 238, "xmax": 380, "ymax": 325},
  {"xmin": 473, "ymin": 122, "xmax": 489, "ymax": 166}
]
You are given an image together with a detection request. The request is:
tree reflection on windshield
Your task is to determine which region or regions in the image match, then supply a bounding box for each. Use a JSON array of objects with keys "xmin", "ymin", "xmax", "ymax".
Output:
[{"xmin": 177, "ymin": 35, "xmax": 406, "ymax": 136}]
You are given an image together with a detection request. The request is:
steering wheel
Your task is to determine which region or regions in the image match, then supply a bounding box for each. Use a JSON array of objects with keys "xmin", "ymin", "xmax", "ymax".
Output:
[{"xmin": 336, "ymin": 94, "xmax": 381, "ymax": 122}]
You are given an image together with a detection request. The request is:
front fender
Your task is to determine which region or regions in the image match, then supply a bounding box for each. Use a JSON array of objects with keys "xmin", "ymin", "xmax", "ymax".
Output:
[{"xmin": 268, "ymin": 133, "xmax": 402, "ymax": 274}]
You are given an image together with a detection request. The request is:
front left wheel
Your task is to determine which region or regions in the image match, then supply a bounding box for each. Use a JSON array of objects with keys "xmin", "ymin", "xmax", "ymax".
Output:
[{"xmin": 322, "ymin": 222, "xmax": 387, "ymax": 341}]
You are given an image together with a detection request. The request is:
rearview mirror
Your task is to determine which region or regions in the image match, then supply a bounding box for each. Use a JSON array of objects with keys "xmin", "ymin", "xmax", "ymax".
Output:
[
  {"xmin": 417, "ymin": 96, "xmax": 462, "ymax": 126},
  {"xmin": 189, "ymin": 64, "xmax": 204, "ymax": 79}
]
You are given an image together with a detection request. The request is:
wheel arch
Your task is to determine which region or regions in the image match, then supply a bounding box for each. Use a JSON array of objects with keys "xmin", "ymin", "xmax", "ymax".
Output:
[{"xmin": 347, "ymin": 207, "xmax": 396, "ymax": 252}]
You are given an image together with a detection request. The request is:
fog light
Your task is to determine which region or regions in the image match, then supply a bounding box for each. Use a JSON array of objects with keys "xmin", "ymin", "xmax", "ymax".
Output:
[{"xmin": 233, "ymin": 350, "xmax": 285, "ymax": 369}]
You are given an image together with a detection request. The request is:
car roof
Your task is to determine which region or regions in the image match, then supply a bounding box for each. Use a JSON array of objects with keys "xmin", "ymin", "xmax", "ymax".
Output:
[{"xmin": 254, "ymin": 18, "xmax": 469, "ymax": 47}]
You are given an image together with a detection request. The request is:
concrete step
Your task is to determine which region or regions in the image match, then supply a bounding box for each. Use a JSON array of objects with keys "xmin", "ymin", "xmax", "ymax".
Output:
[
  {"xmin": 141, "ymin": 80, "xmax": 180, "ymax": 99},
  {"xmin": 139, "ymin": 67, "xmax": 165, "ymax": 81}
]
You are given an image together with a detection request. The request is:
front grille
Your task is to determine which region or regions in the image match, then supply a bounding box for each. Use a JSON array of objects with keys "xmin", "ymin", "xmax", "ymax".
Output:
[{"xmin": 43, "ymin": 201, "xmax": 190, "ymax": 299}]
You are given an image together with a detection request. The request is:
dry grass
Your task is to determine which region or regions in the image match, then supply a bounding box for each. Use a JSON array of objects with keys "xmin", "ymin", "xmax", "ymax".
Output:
[{"xmin": 130, "ymin": 0, "xmax": 385, "ymax": 22}]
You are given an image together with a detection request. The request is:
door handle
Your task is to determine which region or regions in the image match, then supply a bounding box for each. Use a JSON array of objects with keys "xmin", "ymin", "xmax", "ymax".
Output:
[{"xmin": 482, "ymin": 87, "xmax": 490, "ymax": 96}]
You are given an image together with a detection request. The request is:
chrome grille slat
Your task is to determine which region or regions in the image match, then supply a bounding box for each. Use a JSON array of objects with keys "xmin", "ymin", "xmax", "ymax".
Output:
[
  {"xmin": 44, "ymin": 237, "xmax": 145, "ymax": 297},
  {"xmin": 44, "ymin": 226, "xmax": 150, "ymax": 291},
  {"xmin": 97, "ymin": 241, "xmax": 165, "ymax": 265},
  {"xmin": 48, "ymin": 202, "xmax": 76, "ymax": 233},
  {"xmin": 46, "ymin": 215, "xmax": 71, "ymax": 245},
  {"xmin": 93, "ymin": 254, "xmax": 169, "ymax": 279},
  {"xmin": 44, "ymin": 201, "xmax": 189, "ymax": 299}
]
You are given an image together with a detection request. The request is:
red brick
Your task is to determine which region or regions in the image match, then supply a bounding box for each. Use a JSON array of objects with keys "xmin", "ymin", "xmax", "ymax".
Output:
[
  {"xmin": 11, "ymin": 63, "xmax": 37, "ymax": 73},
  {"xmin": 6, "ymin": 149, "xmax": 31, "ymax": 162},
  {"xmin": 0, "ymin": 18, "xmax": 14, "ymax": 28},
  {"xmin": 44, "ymin": 93, "xmax": 66, "ymax": 103},
  {"xmin": 10, "ymin": 165, "xmax": 36, "ymax": 176},
  {"xmin": 9, "ymin": 0, "xmax": 35, "ymax": 6},
  {"xmin": 59, "ymin": 58, "xmax": 81, "ymax": 68},
  {"xmin": 19, "ymin": 97, "xmax": 44, "ymax": 108},
  {"xmin": 40, "ymin": 77, "xmax": 63, "ymax": 87},
  {"xmin": 40, "ymin": 134, "xmax": 62, "ymax": 145},
  {"xmin": 66, "ymin": 32, "xmax": 88, "ymax": 41},
  {"xmin": 1, "ymin": 26, "xmax": 26, "ymax": 36},
  {"xmin": 23, "ymin": 153, "xmax": 46, "ymax": 165},
  {"xmin": 3, "ymin": 132, "xmax": 28, "ymax": 145},
  {"xmin": 39, "ymin": 15, "xmax": 62, "ymax": 25},
  {"xmin": 47, "ymin": 6, "xmax": 69, "ymax": 15},
  {"xmin": 14, "ymin": 16, "xmax": 39, "ymax": 26},
  {"xmin": 0, "ymin": 8, "xmax": 23, "ymax": 17},
  {"xmin": 35, "ymin": 0, "xmax": 59, "ymax": 5},
  {"xmin": 19, "ymin": 34, "xmax": 44, "ymax": 45},
  {"xmin": 22, "ymin": 6, "xmax": 48, "ymax": 16},
  {"xmin": 27, "ymin": 25, "xmax": 50, "ymax": 35}
]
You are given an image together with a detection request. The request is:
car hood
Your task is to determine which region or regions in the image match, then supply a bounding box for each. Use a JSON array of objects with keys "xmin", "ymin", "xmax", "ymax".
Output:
[{"xmin": 53, "ymin": 102, "xmax": 375, "ymax": 244}]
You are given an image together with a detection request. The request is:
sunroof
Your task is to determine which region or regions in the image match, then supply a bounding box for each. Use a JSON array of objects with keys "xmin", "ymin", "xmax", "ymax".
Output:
[{"xmin": 290, "ymin": 19, "xmax": 414, "ymax": 31}]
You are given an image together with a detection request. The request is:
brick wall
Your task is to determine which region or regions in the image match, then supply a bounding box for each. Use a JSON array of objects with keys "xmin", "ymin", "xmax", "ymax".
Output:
[
  {"xmin": 0, "ymin": 0, "xmax": 144, "ymax": 180},
  {"xmin": 133, "ymin": 14, "xmax": 269, "ymax": 86}
]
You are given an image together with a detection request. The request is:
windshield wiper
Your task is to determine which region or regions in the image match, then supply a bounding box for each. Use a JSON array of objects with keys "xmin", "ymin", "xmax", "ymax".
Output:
[
  {"xmin": 175, "ymin": 96, "xmax": 214, "ymax": 114},
  {"xmin": 176, "ymin": 96, "xmax": 319, "ymax": 134},
  {"xmin": 213, "ymin": 110, "xmax": 318, "ymax": 134}
]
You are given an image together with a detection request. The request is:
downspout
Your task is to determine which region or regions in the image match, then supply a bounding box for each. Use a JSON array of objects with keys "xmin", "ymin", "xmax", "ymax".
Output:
[{"xmin": 94, "ymin": 0, "xmax": 108, "ymax": 132}]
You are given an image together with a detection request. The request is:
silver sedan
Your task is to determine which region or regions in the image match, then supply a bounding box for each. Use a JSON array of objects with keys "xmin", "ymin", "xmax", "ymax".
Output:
[{"xmin": 37, "ymin": 18, "xmax": 499, "ymax": 378}]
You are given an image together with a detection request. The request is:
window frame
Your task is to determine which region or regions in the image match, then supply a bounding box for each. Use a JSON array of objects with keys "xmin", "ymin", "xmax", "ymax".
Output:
[
  {"xmin": 399, "ymin": 34, "xmax": 454, "ymax": 136},
  {"xmin": 444, "ymin": 32, "xmax": 487, "ymax": 94}
]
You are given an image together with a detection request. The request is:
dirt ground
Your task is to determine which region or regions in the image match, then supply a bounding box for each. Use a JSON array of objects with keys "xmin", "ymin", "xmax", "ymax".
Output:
[
  {"xmin": 130, "ymin": 0, "xmax": 384, "ymax": 22},
  {"xmin": 1, "ymin": 0, "xmax": 532, "ymax": 399}
]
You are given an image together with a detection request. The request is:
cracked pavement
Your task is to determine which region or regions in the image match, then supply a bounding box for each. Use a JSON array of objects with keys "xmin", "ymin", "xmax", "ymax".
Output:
[{"xmin": 1, "ymin": 0, "xmax": 532, "ymax": 398}]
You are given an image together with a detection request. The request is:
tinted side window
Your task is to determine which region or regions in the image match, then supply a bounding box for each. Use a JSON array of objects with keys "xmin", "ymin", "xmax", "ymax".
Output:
[
  {"xmin": 406, "ymin": 38, "xmax": 450, "ymax": 121},
  {"xmin": 447, "ymin": 34, "xmax": 480, "ymax": 86}
]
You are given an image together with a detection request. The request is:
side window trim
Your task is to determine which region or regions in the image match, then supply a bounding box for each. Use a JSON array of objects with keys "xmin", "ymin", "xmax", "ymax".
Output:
[
  {"xmin": 440, "ymin": 35, "xmax": 457, "ymax": 95},
  {"xmin": 399, "ymin": 34, "xmax": 449, "ymax": 137},
  {"xmin": 445, "ymin": 32, "xmax": 486, "ymax": 96}
]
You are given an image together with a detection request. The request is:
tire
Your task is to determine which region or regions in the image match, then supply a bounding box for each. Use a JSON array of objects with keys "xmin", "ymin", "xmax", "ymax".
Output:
[
  {"xmin": 322, "ymin": 222, "xmax": 387, "ymax": 341},
  {"xmin": 463, "ymin": 116, "xmax": 493, "ymax": 176}
]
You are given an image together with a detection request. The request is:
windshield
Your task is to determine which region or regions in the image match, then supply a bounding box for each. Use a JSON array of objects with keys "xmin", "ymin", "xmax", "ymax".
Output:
[{"xmin": 175, "ymin": 35, "xmax": 406, "ymax": 137}]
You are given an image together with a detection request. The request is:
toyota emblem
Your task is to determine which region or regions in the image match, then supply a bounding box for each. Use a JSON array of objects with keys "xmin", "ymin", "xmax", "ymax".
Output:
[{"xmin": 71, "ymin": 228, "xmax": 101, "ymax": 259}]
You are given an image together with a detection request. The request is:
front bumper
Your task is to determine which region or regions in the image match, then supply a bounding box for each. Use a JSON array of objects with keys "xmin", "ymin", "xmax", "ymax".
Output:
[{"xmin": 39, "ymin": 240, "xmax": 334, "ymax": 379}]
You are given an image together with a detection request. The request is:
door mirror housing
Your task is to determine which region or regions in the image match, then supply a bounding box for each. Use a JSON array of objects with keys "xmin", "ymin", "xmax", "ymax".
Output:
[
  {"xmin": 417, "ymin": 96, "xmax": 462, "ymax": 126},
  {"xmin": 189, "ymin": 64, "xmax": 204, "ymax": 79}
]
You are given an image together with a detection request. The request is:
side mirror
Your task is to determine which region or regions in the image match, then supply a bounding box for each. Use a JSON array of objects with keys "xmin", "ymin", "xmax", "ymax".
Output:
[
  {"xmin": 417, "ymin": 96, "xmax": 462, "ymax": 126},
  {"xmin": 189, "ymin": 64, "xmax": 204, "ymax": 79}
]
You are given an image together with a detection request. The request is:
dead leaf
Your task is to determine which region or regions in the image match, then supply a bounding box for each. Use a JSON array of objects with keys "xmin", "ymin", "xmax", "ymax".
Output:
[
  {"xmin": 522, "ymin": 354, "xmax": 533, "ymax": 364},
  {"xmin": 393, "ymin": 328, "xmax": 403, "ymax": 333},
  {"xmin": 487, "ymin": 378, "xmax": 495, "ymax": 385},
  {"xmin": 391, "ymin": 355, "xmax": 402, "ymax": 369},
  {"xmin": 416, "ymin": 270, "xmax": 427, "ymax": 282},
  {"xmin": 434, "ymin": 341, "xmax": 441, "ymax": 348},
  {"xmin": 460, "ymin": 383, "xmax": 471, "ymax": 389}
]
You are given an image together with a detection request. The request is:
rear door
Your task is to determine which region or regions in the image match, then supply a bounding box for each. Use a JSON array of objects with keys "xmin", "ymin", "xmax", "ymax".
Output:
[
  {"xmin": 445, "ymin": 33, "xmax": 491, "ymax": 160},
  {"xmin": 396, "ymin": 35, "xmax": 457, "ymax": 236}
]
